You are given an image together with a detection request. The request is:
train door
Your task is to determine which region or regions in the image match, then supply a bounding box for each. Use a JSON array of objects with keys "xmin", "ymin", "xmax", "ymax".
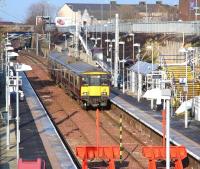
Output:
[
  {"xmin": 69, "ymin": 73, "xmax": 74, "ymax": 93},
  {"xmin": 61, "ymin": 66, "xmax": 65, "ymax": 85},
  {"xmin": 65, "ymin": 71, "xmax": 69, "ymax": 88},
  {"xmin": 74, "ymin": 76, "xmax": 80, "ymax": 98}
]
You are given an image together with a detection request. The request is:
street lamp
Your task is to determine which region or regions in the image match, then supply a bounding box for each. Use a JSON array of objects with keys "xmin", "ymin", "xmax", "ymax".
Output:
[
  {"xmin": 105, "ymin": 39, "xmax": 114, "ymax": 82},
  {"xmin": 188, "ymin": 47, "xmax": 195, "ymax": 116},
  {"xmin": 15, "ymin": 63, "xmax": 32, "ymax": 160},
  {"xmin": 70, "ymin": 35, "xmax": 74, "ymax": 47},
  {"xmin": 63, "ymin": 34, "xmax": 67, "ymax": 48},
  {"xmin": 129, "ymin": 33, "xmax": 135, "ymax": 61},
  {"xmin": 179, "ymin": 47, "xmax": 189, "ymax": 128},
  {"xmin": 104, "ymin": 24, "xmax": 109, "ymax": 57},
  {"xmin": 119, "ymin": 41, "xmax": 125, "ymax": 93},
  {"xmin": 133, "ymin": 43, "xmax": 141, "ymax": 102},
  {"xmin": 4, "ymin": 43, "xmax": 11, "ymax": 150},
  {"xmin": 146, "ymin": 45, "xmax": 154, "ymax": 72},
  {"xmin": 147, "ymin": 45, "xmax": 154, "ymax": 109},
  {"xmin": 143, "ymin": 88, "xmax": 171, "ymax": 169},
  {"xmin": 90, "ymin": 37, "xmax": 101, "ymax": 47}
]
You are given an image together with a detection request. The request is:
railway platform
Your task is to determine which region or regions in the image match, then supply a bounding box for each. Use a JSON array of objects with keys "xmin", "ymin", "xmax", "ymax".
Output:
[
  {"xmin": 20, "ymin": 72, "xmax": 78, "ymax": 169},
  {"xmin": 110, "ymin": 88, "xmax": 200, "ymax": 162}
]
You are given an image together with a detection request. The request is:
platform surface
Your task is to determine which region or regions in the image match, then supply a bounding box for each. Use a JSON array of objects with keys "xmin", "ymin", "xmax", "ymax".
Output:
[
  {"xmin": 110, "ymin": 88, "xmax": 200, "ymax": 161},
  {"xmin": 21, "ymin": 72, "xmax": 78, "ymax": 169}
]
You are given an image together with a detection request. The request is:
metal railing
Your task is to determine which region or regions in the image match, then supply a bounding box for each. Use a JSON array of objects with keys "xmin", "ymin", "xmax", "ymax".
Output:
[
  {"xmin": 53, "ymin": 21, "xmax": 200, "ymax": 35},
  {"xmin": 78, "ymin": 34, "xmax": 92, "ymax": 56},
  {"xmin": 87, "ymin": 21, "xmax": 200, "ymax": 35}
]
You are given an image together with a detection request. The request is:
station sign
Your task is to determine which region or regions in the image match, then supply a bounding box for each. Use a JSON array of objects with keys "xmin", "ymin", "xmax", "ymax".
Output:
[
  {"xmin": 55, "ymin": 17, "xmax": 73, "ymax": 27},
  {"xmin": 179, "ymin": 78, "xmax": 187, "ymax": 85},
  {"xmin": 9, "ymin": 77, "xmax": 22, "ymax": 86},
  {"xmin": 152, "ymin": 74, "xmax": 162, "ymax": 79}
]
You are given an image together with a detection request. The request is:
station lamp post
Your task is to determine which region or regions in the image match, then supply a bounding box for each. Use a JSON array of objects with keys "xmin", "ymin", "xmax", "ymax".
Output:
[
  {"xmin": 133, "ymin": 43, "xmax": 141, "ymax": 102},
  {"xmin": 119, "ymin": 41, "xmax": 125, "ymax": 93},
  {"xmin": 105, "ymin": 38, "xmax": 110, "ymax": 59},
  {"xmin": 4, "ymin": 39, "xmax": 15, "ymax": 150},
  {"xmin": 143, "ymin": 88, "xmax": 171, "ymax": 169},
  {"xmin": 90, "ymin": 37, "xmax": 101, "ymax": 47},
  {"xmin": 15, "ymin": 63, "xmax": 32, "ymax": 160},
  {"xmin": 105, "ymin": 39, "xmax": 115, "ymax": 83},
  {"xmin": 146, "ymin": 45, "xmax": 154, "ymax": 109},
  {"xmin": 188, "ymin": 47, "xmax": 195, "ymax": 102},
  {"xmin": 5, "ymin": 44, "xmax": 13, "ymax": 149},
  {"xmin": 179, "ymin": 48, "xmax": 189, "ymax": 128},
  {"xmin": 63, "ymin": 34, "xmax": 67, "ymax": 48},
  {"xmin": 69, "ymin": 35, "xmax": 74, "ymax": 47},
  {"xmin": 85, "ymin": 25, "xmax": 88, "ymax": 53},
  {"xmin": 179, "ymin": 47, "xmax": 195, "ymax": 128},
  {"xmin": 104, "ymin": 24, "xmax": 109, "ymax": 57},
  {"xmin": 146, "ymin": 45, "xmax": 154, "ymax": 72},
  {"xmin": 129, "ymin": 33, "xmax": 135, "ymax": 60}
]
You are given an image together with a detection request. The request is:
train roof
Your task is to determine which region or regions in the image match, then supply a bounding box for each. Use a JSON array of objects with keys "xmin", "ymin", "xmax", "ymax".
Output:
[{"xmin": 49, "ymin": 51, "xmax": 108, "ymax": 75}]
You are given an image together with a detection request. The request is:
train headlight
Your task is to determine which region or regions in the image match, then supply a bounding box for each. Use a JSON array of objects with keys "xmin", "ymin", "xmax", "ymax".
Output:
[
  {"xmin": 101, "ymin": 92, "xmax": 107, "ymax": 96},
  {"xmin": 82, "ymin": 92, "xmax": 88, "ymax": 96}
]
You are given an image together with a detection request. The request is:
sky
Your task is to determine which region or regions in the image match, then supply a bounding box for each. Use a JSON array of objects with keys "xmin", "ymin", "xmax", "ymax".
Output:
[{"xmin": 0, "ymin": 0, "xmax": 179, "ymax": 23}]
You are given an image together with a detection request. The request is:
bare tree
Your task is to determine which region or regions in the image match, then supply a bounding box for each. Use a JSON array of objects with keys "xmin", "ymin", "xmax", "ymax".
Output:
[{"xmin": 25, "ymin": 1, "xmax": 55, "ymax": 25}]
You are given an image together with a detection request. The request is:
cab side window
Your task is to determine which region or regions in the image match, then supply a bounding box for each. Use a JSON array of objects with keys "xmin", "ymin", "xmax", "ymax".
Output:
[{"xmin": 82, "ymin": 77, "xmax": 89, "ymax": 86}]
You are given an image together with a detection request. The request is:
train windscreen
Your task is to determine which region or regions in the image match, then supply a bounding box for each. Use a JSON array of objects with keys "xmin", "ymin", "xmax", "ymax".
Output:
[
  {"xmin": 89, "ymin": 75, "xmax": 101, "ymax": 86},
  {"xmin": 82, "ymin": 75, "xmax": 110, "ymax": 86}
]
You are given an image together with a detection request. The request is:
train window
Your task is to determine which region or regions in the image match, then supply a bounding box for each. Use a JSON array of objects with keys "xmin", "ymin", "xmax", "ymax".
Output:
[
  {"xmin": 101, "ymin": 75, "xmax": 109, "ymax": 85},
  {"xmin": 90, "ymin": 75, "xmax": 100, "ymax": 86},
  {"xmin": 70, "ymin": 75, "xmax": 73, "ymax": 82},
  {"xmin": 82, "ymin": 77, "xmax": 89, "ymax": 86},
  {"xmin": 62, "ymin": 67, "xmax": 65, "ymax": 76},
  {"xmin": 66, "ymin": 73, "xmax": 69, "ymax": 79},
  {"xmin": 77, "ymin": 77, "xmax": 79, "ymax": 86}
]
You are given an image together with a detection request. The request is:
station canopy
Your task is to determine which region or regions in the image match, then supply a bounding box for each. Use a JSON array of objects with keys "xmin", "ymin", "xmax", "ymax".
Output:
[{"xmin": 129, "ymin": 61, "xmax": 159, "ymax": 75}]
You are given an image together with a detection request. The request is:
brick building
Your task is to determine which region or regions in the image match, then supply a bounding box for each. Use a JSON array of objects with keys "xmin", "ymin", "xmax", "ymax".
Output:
[{"xmin": 179, "ymin": 0, "xmax": 200, "ymax": 21}]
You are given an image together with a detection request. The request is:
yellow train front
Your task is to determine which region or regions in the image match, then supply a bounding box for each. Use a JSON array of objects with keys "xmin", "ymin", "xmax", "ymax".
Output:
[
  {"xmin": 80, "ymin": 71, "xmax": 110, "ymax": 108},
  {"xmin": 48, "ymin": 52, "xmax": 110, "ymax": 109}
]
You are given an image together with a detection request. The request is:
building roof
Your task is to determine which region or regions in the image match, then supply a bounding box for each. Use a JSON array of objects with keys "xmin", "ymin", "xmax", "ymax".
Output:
[
  {"xmin": 66, "ymin": 3, "xmax": 116, "ymax": 20},
  {"xmin": 65, "ymin": 2, "xmax": 178, "ymax": 21},
  {"xmin": 49, "ymin": 51, "xmax": 103, "ymax": 75},
  {"xmin": 129, "ymin": 61, "xmax": 158, "ymax": 75}
]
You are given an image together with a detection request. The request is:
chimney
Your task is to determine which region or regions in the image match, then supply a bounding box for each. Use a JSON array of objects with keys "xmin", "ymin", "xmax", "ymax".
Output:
[
  {"xmin": 156, "ymin": 1, "xmax": 162, "ymax": 5},
  {"xmin": 139, "ymin": 1, "xmax": 146, "ymax": 5}
]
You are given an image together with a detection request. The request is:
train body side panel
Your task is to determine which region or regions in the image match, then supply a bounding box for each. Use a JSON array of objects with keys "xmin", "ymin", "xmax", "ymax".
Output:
[{"xmin": 81, "ymin": 86, "xmax": 110, "ymax": 97}]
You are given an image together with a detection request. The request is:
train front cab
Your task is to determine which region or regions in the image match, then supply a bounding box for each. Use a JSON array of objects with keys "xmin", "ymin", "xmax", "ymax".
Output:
[{"xmin": 80, "ymin": 72, "xmax": 110, "ymax": 108}]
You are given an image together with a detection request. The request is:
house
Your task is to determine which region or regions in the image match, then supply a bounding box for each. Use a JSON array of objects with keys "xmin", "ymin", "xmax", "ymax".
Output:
[
  {"xmin": 56, "ymin": 0, "xmax": 179, "ymax": 26},
  {"xmin": 179, "ymin": 0, "xmax": 200, "ymax": 21}
]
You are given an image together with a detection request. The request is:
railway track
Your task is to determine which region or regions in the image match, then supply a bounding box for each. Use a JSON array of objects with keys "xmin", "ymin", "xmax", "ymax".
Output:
[{"xmin": 19, "ymin": 51, "xmax": 151, "ymax": 168}]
